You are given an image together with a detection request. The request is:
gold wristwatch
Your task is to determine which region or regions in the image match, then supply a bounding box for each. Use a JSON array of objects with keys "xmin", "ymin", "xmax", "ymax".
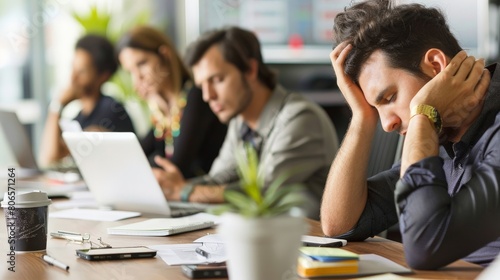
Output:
[{"xmin": 410, "ymin": 104, "xmax": 442, "ymax": 134}]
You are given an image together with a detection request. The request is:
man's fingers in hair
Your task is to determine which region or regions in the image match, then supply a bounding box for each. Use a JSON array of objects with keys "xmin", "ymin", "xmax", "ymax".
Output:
[
  {"xmin": 453, "ymin": 55, "xmax": 476, "ymax": 81},
  {"xmin": 444, "ymin": 50, "xmax": 467, "ymax": 76}
]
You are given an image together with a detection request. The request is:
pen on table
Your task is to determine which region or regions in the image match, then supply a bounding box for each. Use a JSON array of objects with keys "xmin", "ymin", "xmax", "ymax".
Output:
[
  {"xmin": 42, "ymin": 254, "xmax": 70, "ymax": 271},
  {"xmin": 57, "ymin": 230, "xmax": 81, "ymax": 236}
]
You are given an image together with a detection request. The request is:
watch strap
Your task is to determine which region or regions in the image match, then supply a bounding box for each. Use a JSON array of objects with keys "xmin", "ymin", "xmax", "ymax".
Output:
[
  {"xmin": 180, "ymin": 183, "xmax": 195, "ymax": 202},
  {"xmin": 410, "ymin": 104, "xmax": 442, "ymax": 134}
]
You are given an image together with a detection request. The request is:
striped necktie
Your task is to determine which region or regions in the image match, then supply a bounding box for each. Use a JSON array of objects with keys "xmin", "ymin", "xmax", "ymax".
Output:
[{"xmin": 240, "ymin": 124, "xmax": 263, "ymax": 155}]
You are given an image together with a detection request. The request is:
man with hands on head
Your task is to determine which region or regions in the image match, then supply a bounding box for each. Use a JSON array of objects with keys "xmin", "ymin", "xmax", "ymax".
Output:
[
  {"xmin": 321, "ymin": 0, "xmax": 500, "ymax": 270},
  {"xmin": 40, "ymin": 34, "xmax": 135, "ymax": 167},
  {"xmin": 152, "ymin": 26, "xmax": 339, "ymax": 219}
]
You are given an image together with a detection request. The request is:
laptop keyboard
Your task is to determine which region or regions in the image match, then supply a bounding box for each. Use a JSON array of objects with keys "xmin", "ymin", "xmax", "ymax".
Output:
[{"xmin": 170, "ymin": 207, "xmax": 203, "ymax": 218}]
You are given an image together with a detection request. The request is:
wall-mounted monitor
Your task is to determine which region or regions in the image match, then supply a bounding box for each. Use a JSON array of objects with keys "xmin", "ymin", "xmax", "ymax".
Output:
[
  {"xmin": 185, "ymin": 0, "xmax": 494, "ymax": 63},
  {"xmin": 185, "ymin": 0, "xmax": 350, "ymax": 64}
]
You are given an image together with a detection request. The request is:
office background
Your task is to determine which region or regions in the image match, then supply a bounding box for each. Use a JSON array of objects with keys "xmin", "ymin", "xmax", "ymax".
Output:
[{"xmin": 1, "ymin": 0, "xmax": 499, "ymax": 167}]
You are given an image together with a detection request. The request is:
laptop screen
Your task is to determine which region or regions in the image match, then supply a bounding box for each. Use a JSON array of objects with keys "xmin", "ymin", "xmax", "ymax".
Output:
[
  {"xmin": 62, "ymin": 131, "xmax": 172, "ymax": 216},
  {"xmin": 0, "ymin": 109, "xmax": 39, "ymax": 170}
]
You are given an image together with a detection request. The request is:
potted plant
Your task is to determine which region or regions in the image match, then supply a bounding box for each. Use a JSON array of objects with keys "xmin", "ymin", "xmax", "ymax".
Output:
[{"xmin": 213, "ymin": 145, "xmax": 308, "ymax": 280}]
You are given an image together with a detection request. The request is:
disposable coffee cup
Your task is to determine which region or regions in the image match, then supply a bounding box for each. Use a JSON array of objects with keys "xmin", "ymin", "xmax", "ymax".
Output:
[{"xmin": 1, "ymin": 191, "xmax": 51, "ymax": 252}]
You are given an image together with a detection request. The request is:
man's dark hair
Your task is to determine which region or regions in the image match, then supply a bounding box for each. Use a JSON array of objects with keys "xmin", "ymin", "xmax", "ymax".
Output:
[
  {"xmin": 75, "ymin": 34, "xmax": 118, "ymax": 75},
  {"xmin": 333, "ymin": 0, "xmax": 462, "ymax": 84},
  {"xmin": 185, "ymin": 26, "xmax": 276, "ymax": 90}
]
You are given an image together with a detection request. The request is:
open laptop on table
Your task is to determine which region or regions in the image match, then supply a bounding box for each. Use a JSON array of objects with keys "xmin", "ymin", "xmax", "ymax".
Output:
[
  {"xmin": 0, "ymin": 109, "xmax": 41, "ymax": 177},
  {"xmin": 0, "ymin": 109, "xmax": 84, "ymax": 198},
  {"xmin": 62, "ymin": 131, "xmax": 211, "ymax": 217},
  {"xmin": 0, "ymin": 109, "xmax": 81, "ymax": 175}
]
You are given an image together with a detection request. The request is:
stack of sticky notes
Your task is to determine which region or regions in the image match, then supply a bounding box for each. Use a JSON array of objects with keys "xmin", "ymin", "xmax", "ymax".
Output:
[{"xmin": 297, "ymin": 247, "xmax": 359, "ymax": 277}]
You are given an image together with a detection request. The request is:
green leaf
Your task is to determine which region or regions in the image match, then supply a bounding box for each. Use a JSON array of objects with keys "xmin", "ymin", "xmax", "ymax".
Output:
[
  {"xmin": 209, "ymin": 204, "xmax": 236, "ymax": 216},
  {"xmin": 265, "ymin": 196, "xmax": 305, "ymax": 217},
  {"xmin": 218, "ymin": 144, "xmax": 307, "ymax": 217},
  {"xmin": 263, "ymin": 172, "xmax": 291, "ymax": 200},
  {"xmin": 224, "ymin": 190, "xmax": 254, "ymax": 210},
  {"xmin": 263, "ymin": 184, "xmax": 304, "ymax": 209},
  {"xmin": 236, "ymin": 144, "xmax": 262, "ymax": 204},
  {"xmin": 71, "ymin": 5, "xmax": 110, "ymax": 36}
]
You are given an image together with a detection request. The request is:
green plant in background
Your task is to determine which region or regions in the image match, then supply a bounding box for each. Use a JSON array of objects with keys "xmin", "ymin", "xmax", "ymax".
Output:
[
  {"xmin": 71, "ymin": 3, "xmax": 151, "ymax": 43},
  {"xmin": 71, "ymin": 6, "xmax": 110, "ymax": 37},
  {"xmin": 212, "ymin": 144, "xmax": 305, "ymax": 218}
]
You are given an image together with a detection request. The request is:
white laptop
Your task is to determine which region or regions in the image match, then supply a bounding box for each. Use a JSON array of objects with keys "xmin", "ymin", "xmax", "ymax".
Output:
[{"xmin": 62, "ymin": 131, "xmax": 210, "ymax": 217}]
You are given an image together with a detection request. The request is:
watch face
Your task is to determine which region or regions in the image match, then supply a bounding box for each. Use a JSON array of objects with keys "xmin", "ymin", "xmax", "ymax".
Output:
[
  {"xmin": 430, "ymin": 110, "xmax": 438, "ymax": 120},
  {"xmin": 412, "ymin": 104, "xmax": 442, "ymax": 133},
  {"xmin": 430, "ymin": 108, "xmax": 442, "ymax": 133}
]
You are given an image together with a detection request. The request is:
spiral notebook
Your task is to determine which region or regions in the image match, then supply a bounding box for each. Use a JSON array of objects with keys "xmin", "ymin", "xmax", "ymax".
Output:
[{"xmin": 107, "ymin": 217, "xmax": 215, "ymax": 236}]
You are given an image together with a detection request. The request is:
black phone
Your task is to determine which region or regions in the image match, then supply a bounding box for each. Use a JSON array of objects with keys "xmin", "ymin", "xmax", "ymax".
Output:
[
  {"xmin": 75, "ymin": 246, "xmax": 157, "ymax": 261},
  {"xmin": 181, "ymin": 263, "xmax": 228, "ymax": 278}
]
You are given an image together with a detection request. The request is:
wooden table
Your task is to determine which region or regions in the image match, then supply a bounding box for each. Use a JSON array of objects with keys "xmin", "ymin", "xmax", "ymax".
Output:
[{"xmin": 0, "ymin": 210, "xmax": 483, "ymax": 279}]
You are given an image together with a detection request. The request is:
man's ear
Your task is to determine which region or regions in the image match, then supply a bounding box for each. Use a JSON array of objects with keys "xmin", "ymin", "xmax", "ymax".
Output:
[
  {"xmin": 245, "ymin": 59, "xmax": 259, "ymax": 81},
  {"xmin": 421, "ymin": 48, "xmax": 448, "ymax": 77}
]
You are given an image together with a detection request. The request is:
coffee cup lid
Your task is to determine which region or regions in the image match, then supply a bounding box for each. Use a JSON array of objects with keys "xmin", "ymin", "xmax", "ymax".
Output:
[{"xmin": 1, "ymin": 191, "xmax": 51, "ymax": 208}]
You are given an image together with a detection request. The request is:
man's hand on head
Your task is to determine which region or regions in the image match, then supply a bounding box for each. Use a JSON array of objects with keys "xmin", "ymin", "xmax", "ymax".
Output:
[
  {"xmin": 152, "ymin": 156, "xmax": 186, "ymax": 201},
  {"xmin": 410, "ymin": 50, "xmax": 490, "ymax": 128},
  {"xmin": 59, "ymin": 85, "xmax": 83, "ymax": 106},
  {"xmin": 330, "ymin": 42, "xmax": 378, "ymax": 125}
]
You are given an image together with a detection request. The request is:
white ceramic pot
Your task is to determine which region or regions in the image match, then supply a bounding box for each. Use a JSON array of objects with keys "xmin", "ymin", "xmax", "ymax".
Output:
[{"xmin": 218, "ymin": 213, "xmax": 308, "ymax": 280}]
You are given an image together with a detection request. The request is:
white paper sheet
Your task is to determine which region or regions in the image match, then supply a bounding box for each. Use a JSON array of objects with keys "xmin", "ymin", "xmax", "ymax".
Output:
[
  {"xmin": 355, "ymin": 254, "xmax": 412, "ymax": 276},
  {"xmin": 193, "ymin": 233, "xmax": 225, "ymax": 243},
  {"xmin": 148, "ymin": 244, "xmax": 227, "ymax": 265},
  {"xmin": 477, "ymin": 253, "xmax": 500, "ymax": 280},
  {"xmin": 51, "ymin": 191, "xmax": 98, "ymax": 209}
]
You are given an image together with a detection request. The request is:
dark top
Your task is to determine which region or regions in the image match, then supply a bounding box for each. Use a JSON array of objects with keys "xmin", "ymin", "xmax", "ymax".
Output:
[
  {"xmin": 74, "ymin": 94, "xmax": 135, "ymax": 133},
  {"xmin": 140, "ymin": 85, "xmax": 227, "ymax": 179},
  {"xmin": 334, "ymin": 64, "xmax": 500, "ymax": 270}
]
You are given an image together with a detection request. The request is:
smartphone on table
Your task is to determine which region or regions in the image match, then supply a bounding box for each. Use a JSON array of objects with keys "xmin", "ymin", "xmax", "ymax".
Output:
[
  {"xmin": 75, "ymin": 246, "xmax": 157, "ymax": 261},
  {"xmin": 181, "ymin": 263, "xmax": 227, "ymax": 278},
  {"xmin": 301, "ymin": 235, "xmax": 347, "ymax": 247}
]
